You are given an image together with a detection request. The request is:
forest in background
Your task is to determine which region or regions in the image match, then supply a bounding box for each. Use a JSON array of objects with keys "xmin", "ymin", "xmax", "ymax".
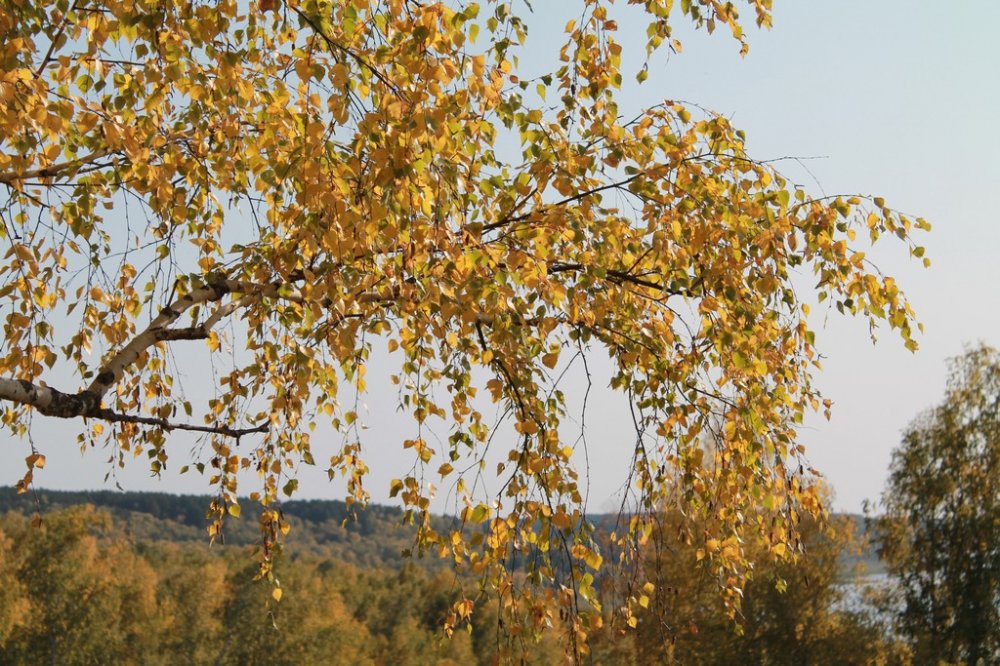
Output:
[
  {"xmin": 0, "ymin": 488, "xmax": 906, "ymax": 665},
  {"xmin": 0, "ymin": 487, "xmax": 881, "ymax": 574}
]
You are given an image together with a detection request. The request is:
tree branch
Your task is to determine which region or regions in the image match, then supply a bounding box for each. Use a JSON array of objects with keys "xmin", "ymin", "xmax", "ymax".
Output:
[
  {"xmin": 0, "ymin": 272, "xmax": 398, "ymax": 436},
  {"xmin": 92, "ymin": 408, "xmax": 269, "ymax": 437},
  {"xmin": 548, "ymin": 261, "xmax": 681, "ymax": 294},
  {"xmin": 0, "ymin": 149, "xmax": 118, "ymax": 185},
  {"xmin": 86, "ymin": 280, "xmax": 235, "ymax": 396},
  {"xmin": 484, "ymin": 174, "xmax": 642, "ymax": 233},
  {"xmin": 88, "ymin": 275, "xmax": 396, "ymax": 399},
  {"xmin": 0, "ymin": 378, "xmax": 100, "ymax": 418},
  {"xmin": 292, "ymin": 7, "xmax": 404, "ymax": 99},
  {"xmin": 0, "ymin": 378, "xmax": 267, "ymax": 438}
]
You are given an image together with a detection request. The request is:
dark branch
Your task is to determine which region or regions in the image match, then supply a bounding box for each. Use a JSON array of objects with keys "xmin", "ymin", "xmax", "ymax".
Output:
[
  {"xmin": 293, "ymin": 8, "xmax": 404, "ymax": 99},
  {"xmin": 0, "ymin": 149, "xmax": 118, "ymax": 185},
  {"xmin": 549, "ymin": 261, "xmax": 682, "ymax": 294},
  {"xmin": 484, "ymin": 174, "xmax": 642, "ymax": 233},
  {"xmin": 93, "ymin": 409, "xmax": 269, "ymax": 438}
]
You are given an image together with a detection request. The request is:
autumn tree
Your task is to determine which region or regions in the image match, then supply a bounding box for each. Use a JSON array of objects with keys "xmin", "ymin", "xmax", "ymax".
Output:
[
  {"xmin": 1, "ymin": 0, "xmax": 927, "ymax": 652},
  {"xmin": 215, "ymin": 557, "xmax": 375, "ymax": 666},
  {"xmin": 0, "ymin": 503, "xmax": 481, "ymax": 665},
  {"xmin": 0, "ymin": 507, "xmax": 161, "ymax": 665},
  {"xmin": 625, "ymin": 508, "xmax": 909, "ymax": 665},
  {"xmin": 145, "ymin": 546, "xmax": 229, "ymax": 665},
  {"xmin": 0, "ymin": 529, "xmax": 27, "ymax": 648},
  {"xmin": 873, "ymin": 344, "xmax": 1000, "ymax": 665}
]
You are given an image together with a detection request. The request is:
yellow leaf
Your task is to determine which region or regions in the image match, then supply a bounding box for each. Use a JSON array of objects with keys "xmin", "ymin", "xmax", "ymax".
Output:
[
  {"xmin": 469, "ymin": 504, "xmax": 490, "ymax": 524},
  {"xmin": 552, "ymin": 510, "xmax": 572, "ymax": 530}
]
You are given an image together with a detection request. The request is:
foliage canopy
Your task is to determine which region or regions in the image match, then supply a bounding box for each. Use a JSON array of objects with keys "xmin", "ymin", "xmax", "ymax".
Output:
[{"xmin": 1, "ymin": 0, "xmax": 926, "ymax": 649}]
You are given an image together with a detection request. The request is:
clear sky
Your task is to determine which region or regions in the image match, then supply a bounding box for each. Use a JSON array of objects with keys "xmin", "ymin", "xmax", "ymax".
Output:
[
  {"xmin": 646, "ymin": 0, "xmax": 1000, "ymax": 513},
  {"xmin": 4, "ymin": 1, "xmax": 998, "ymax": 515}
]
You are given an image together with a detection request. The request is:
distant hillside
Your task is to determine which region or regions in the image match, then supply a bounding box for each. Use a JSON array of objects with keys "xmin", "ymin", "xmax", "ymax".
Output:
[
  {"xmin": 0, "ymin": 487, "xmax": 883, "ymax": 576},
  {"xmin": 0, "ymin": 487, "xmax": 455, "ymax": 569}
]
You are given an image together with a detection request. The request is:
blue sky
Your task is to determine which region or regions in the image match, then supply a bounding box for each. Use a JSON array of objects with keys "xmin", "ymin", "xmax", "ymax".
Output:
[
  {"xmin": 639, "ymin": 0, "xmax": 1000, "ymax": 512},
  {"xmin": 4, "ymin": 1, "xmax": 998, "ymax": 515}
]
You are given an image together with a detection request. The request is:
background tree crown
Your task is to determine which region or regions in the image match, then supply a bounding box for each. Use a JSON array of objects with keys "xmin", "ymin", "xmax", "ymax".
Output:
[{"xmin": 874, "ymin": 344, "xmax": 1000, "ymax": 665}]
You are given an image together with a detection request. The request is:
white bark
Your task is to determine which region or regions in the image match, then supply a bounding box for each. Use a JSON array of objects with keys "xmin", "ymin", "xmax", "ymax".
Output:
[
  {"xmin": 85, "ymin": 280, "xmax": 236, "ymax": 396},
  {"xmin": 0, "ymin": 378, "xmax": 61, "ymax": 412},
  {"xmin": 0, "ymin": 273, "xmax": 395, "ymax": 434}
]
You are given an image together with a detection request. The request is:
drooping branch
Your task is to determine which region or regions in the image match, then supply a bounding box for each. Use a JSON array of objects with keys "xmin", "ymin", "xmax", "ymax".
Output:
[
  {"xmin": 0, "ymin": 273, "xmax": 398, "ymax": 437},
  {"xmin": 92, "ymin": 408, "xmax": 270, "ymax": 438},
  {"xmin": 292, "ymin": 7, "xmax": 403, "ymax": 98}
]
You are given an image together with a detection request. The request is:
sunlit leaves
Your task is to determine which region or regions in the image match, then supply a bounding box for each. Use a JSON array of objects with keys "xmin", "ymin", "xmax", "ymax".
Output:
[{"xmin": 0, "ymin": 0, "xmax": 929, "ymax": 658}]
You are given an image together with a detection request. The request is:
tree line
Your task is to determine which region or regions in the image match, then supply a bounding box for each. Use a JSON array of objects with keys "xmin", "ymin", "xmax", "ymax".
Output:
[{"xmin": 0, "ymin": 494, "xmax": 908, "ymax": 665}]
